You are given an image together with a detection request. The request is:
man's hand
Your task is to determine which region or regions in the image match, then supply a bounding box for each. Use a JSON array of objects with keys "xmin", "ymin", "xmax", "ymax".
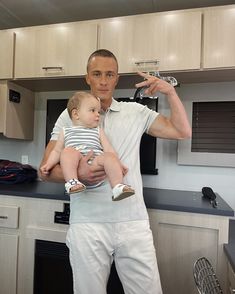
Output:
[
  {"xmin": 136, "ymin": 71, "xmax": 191, "ymax": 140},
  {"xmin": 135, "ymin": 71, "xmax": 175, "ymax": 97},
  {"xmin": 121, "ymin": 164, "xmax": 128, "ymax": 176},
  {"xmin": 78, "ymin": 150, "xmax": 106, "ymax": 186}
]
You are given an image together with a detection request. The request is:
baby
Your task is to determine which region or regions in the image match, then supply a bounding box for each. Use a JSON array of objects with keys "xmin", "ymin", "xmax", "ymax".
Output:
[{"xmin": 40, "ymin": 91, "xmax": 135, "ymax": 201}]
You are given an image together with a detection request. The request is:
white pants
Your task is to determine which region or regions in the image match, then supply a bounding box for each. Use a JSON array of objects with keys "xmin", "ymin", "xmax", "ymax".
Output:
[{"xmin": 66, "ymin": 220, "xmax": 162, "ymax": 294}]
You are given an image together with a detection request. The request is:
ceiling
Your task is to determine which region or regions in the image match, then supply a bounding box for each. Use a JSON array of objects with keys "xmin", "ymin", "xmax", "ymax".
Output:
[{"xmin": 0, "ymin": 0, "xmax": 235, "ymax": 30}]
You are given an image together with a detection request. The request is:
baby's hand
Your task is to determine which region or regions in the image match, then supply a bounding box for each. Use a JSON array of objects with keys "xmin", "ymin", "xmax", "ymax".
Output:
[{"xmin": 40, "ymin": 165, "xmax": 50, "ymax": 175}]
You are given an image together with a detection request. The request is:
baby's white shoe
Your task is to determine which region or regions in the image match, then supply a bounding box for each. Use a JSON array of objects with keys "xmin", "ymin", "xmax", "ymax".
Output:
[
  {"xmin": 112, "ymin": 184, "xmax": 135, "ymax": 201},
  {"xmin": 65, "ymin": 179, "xmax": 86, "ymax": 194}
]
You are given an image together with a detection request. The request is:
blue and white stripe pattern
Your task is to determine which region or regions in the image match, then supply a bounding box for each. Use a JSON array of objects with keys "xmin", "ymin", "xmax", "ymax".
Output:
[{"xmin": 63, "ymin": 126, "xmax": 103, "ymax": 156}]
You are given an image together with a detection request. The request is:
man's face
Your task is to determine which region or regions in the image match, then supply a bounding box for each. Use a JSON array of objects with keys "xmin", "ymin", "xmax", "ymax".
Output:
[{"xmin": 86, "ymin": 56, "xmax": 119, "ymax": 103}]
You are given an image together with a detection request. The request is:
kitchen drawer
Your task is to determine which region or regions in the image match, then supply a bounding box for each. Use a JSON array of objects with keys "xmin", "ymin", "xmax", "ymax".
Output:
[{"xmin": 0, "ymin": 205, "xmax": 19, "ymax": 229}]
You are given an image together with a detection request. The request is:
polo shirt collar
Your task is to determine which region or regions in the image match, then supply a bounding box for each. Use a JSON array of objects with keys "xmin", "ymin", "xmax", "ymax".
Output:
[{"xmin": 109, "ymin": 98, "xmax": 121, "ymax": 112}]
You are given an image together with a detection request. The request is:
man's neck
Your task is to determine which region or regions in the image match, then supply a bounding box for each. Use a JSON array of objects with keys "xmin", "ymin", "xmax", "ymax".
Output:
[{"xmin": 101, "ymin": 98, "xmax": 112, "ymax": 111}]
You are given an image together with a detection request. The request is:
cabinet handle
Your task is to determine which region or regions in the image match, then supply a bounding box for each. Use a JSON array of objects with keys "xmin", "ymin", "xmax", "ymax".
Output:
[
  {"xmin": 230, "ymin": 287, "xmax": 235, "ymax": 293},
  {"xmin": 42, "ymin": 66, "xmax": 63, "ymax": 71},
  {"xmin": 0, "ymin": 215, "xmax": 8, "ymax": 219},
  {"xmin": 134, "ymin": 59, "xmax": 177, "ymax": 86},
  {"xmin": 135, "ymin": 60, "xmax": 159, "ymax": 66}
]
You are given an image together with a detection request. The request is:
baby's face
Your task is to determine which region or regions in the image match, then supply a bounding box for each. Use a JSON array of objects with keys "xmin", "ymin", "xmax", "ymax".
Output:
[{"xmin": 75, "ymin": 96, "xmax": 101, "ymax": 128}]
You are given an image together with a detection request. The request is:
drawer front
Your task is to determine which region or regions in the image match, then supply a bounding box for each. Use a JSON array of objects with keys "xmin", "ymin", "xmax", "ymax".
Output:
[{"xmin": 0, "ymin": 205, "xmax": 19, "ymax": 229}]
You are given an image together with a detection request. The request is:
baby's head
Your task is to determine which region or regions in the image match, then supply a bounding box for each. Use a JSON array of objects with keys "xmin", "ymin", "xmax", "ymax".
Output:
[{"xmin": 67, "ymin": 91, "xmax": 101, "ymax": 127}]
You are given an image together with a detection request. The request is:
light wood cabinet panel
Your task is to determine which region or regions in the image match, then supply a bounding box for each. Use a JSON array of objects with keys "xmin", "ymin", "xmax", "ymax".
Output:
[
  {"xmin": 98, "ymin": 16, "xmax": 136, "ymax": 74},
  {"xmin": 0, "ymin": 196, "xmax": 68, "ymax": 294},
  {"xmin": 14, "ymin": 21, "xmax": 98, "ymax": 78},
  {"xmin": 0, "ymin": 84, "xmax": 7, "ymax": 133},
  {"xmin": 0, "ymin": 233, "xmax": 18, "ymax": 294},
  {"xmin": 148, "ymin": 209, "xmax": 229, "ymax": 294},
  {"xmin": 203, "ymin": 5, "xmax": 235, "ymax": 69},
  {"xmin": 98, "ymin": 10, "xmax": 202, "ymax": 74},
  {"xmin": 0, "ymin": 81, "xmax": 35, "ymax": 140},
  {"xmin": 0, "ymin": 30, "xmax": 14, "ymax": 79}
]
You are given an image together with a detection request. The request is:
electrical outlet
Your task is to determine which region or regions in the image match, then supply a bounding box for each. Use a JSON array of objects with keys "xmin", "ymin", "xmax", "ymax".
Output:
[{"xmin": 21, "ymin": 155, "xmax": 29, "ymax": 164}]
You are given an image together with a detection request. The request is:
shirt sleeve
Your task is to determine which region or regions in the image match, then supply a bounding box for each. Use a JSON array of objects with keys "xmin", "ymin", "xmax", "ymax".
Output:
[
  {"xmin": 145, "ymin": 107, "xmax": 159, "ymax": 134},
  {"xmin": 50, "ymin": 109, "xmax": 72, "ymax": 141},
  {"xmin": 135, "ymin": 103, "xmax": 159, "ymax": 134}
]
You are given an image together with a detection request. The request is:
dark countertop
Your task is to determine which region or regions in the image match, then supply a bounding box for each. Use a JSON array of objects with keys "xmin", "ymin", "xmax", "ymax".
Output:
[
  {"xmin": 143, "ymin": 187, "xmax": 234, "ymax": 217},
  {"xmin": 0, "ymin": 181, "xmax": 233, "ymax": 217},
  {"xmin": 0, "ymin": 181, "xmax": 69, "ymax": 201}
]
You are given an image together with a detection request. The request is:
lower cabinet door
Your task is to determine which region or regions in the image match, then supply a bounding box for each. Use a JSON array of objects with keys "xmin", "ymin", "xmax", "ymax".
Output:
[{"xmin": 0, "ymin": 233, "xmax": 18, "ymax": 294}]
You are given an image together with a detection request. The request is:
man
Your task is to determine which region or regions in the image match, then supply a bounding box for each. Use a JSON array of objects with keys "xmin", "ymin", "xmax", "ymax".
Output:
[{"xmin": 39, "ymin": 49, "xmax": 191, "ymax": 294}]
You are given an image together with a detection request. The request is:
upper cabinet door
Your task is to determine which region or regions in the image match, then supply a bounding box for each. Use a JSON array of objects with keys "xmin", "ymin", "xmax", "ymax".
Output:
[
  {"xmin": 0, "ymin": 30, "xmax": 14, "ymax": 79},
  {"xmin": 98, "ymin": 10, "xmax": 202, "ymax": 74},
  {"xmin": 0, "ymin": 81, "xmax": 35, "ymax": 140},
  {"xmin": 203, "ymin": 5, "xmax": 235, "ymax": 69},
  {"xmin": 14, "ymin": 21, "xmax": 98, "ymax": 78}
]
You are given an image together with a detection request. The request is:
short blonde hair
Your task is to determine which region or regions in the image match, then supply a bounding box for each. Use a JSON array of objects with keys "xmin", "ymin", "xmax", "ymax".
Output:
[
  {"xmin": 67, "ymin": 91, "xmax": 95, "ymax": 119},
  {"xmin": 87, "ymin": 49, "xmax": 118, "ymax": 72}
]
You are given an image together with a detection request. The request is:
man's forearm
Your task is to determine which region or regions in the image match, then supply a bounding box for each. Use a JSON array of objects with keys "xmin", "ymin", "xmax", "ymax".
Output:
[
  {"xmin": 167, "ymin": 90, "xmax": 192, "ymax": 139},
  {"xmin": 39, "ymin": 163, "xmax": 65, "ymax": 182},
  {"xmin": 39, "ymin": 140, "xmax": 65, "ymax": 182}
]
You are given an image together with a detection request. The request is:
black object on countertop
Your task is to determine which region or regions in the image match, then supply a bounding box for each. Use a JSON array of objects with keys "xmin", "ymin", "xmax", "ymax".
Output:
[
  {"xmin": 0, "ymin": 159, "xmax": 37, "ymax": 184},
  {"xmin": 202, "ymin": 186, "xmax": 218, "ymax": 208}
]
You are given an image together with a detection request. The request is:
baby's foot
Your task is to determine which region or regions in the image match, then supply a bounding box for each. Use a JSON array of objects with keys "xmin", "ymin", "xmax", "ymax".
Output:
[
  {"xmin": 112, "ymin": 184, "xmax": 135, "ymax": 201},
  {"xmin": 65, "ymin": 179, "xmax": 86, "ymax": 194}
]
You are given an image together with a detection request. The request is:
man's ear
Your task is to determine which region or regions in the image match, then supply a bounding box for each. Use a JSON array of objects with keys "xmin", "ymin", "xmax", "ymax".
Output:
[
  {"xmin": 115, "ymin": 74, "xmax": 120, "ymax": 87},
  {"xmin": 85, "ymin": 74, "xmax": 90, "ymax": 86}
]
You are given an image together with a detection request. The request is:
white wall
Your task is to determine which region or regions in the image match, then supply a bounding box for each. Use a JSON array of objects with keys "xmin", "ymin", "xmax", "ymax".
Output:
[{"xmin": 0, "ymin": 81, "xmax": 235, "ymax": 211}]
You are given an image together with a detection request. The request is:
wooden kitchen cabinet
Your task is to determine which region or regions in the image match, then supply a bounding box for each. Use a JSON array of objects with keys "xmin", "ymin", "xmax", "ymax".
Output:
[
  {"xmin": 0, "ymin": 233, "xmax": 18, "ymax": 294},
  {"xmin": 0, "ymin": 195, "xmax": 69, "ymax": 294},
  {"xmin": 0, "ymin": 205, "xmax": 19, "ymax": 294},
  {"xmin": 14, "ymin": 20, "xmax": 98, "ymax": 78},
  {"xmin": 98, "ymin": 10, "xmax": 202, "ymax": 74},
  {"xmin": 0, "ymin": 30, "xmax": 14, "ymax": 79},
  {"xmin": 148, "ymin": 209, "xmax": 229, "ymax": 294},
  {"xmin": 203, "ymin": 5, "xmax": 235, "ymax": 69},
  {"xmin": 0, "ymin": 81, "xmax": 35, "ymax": 140}
]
